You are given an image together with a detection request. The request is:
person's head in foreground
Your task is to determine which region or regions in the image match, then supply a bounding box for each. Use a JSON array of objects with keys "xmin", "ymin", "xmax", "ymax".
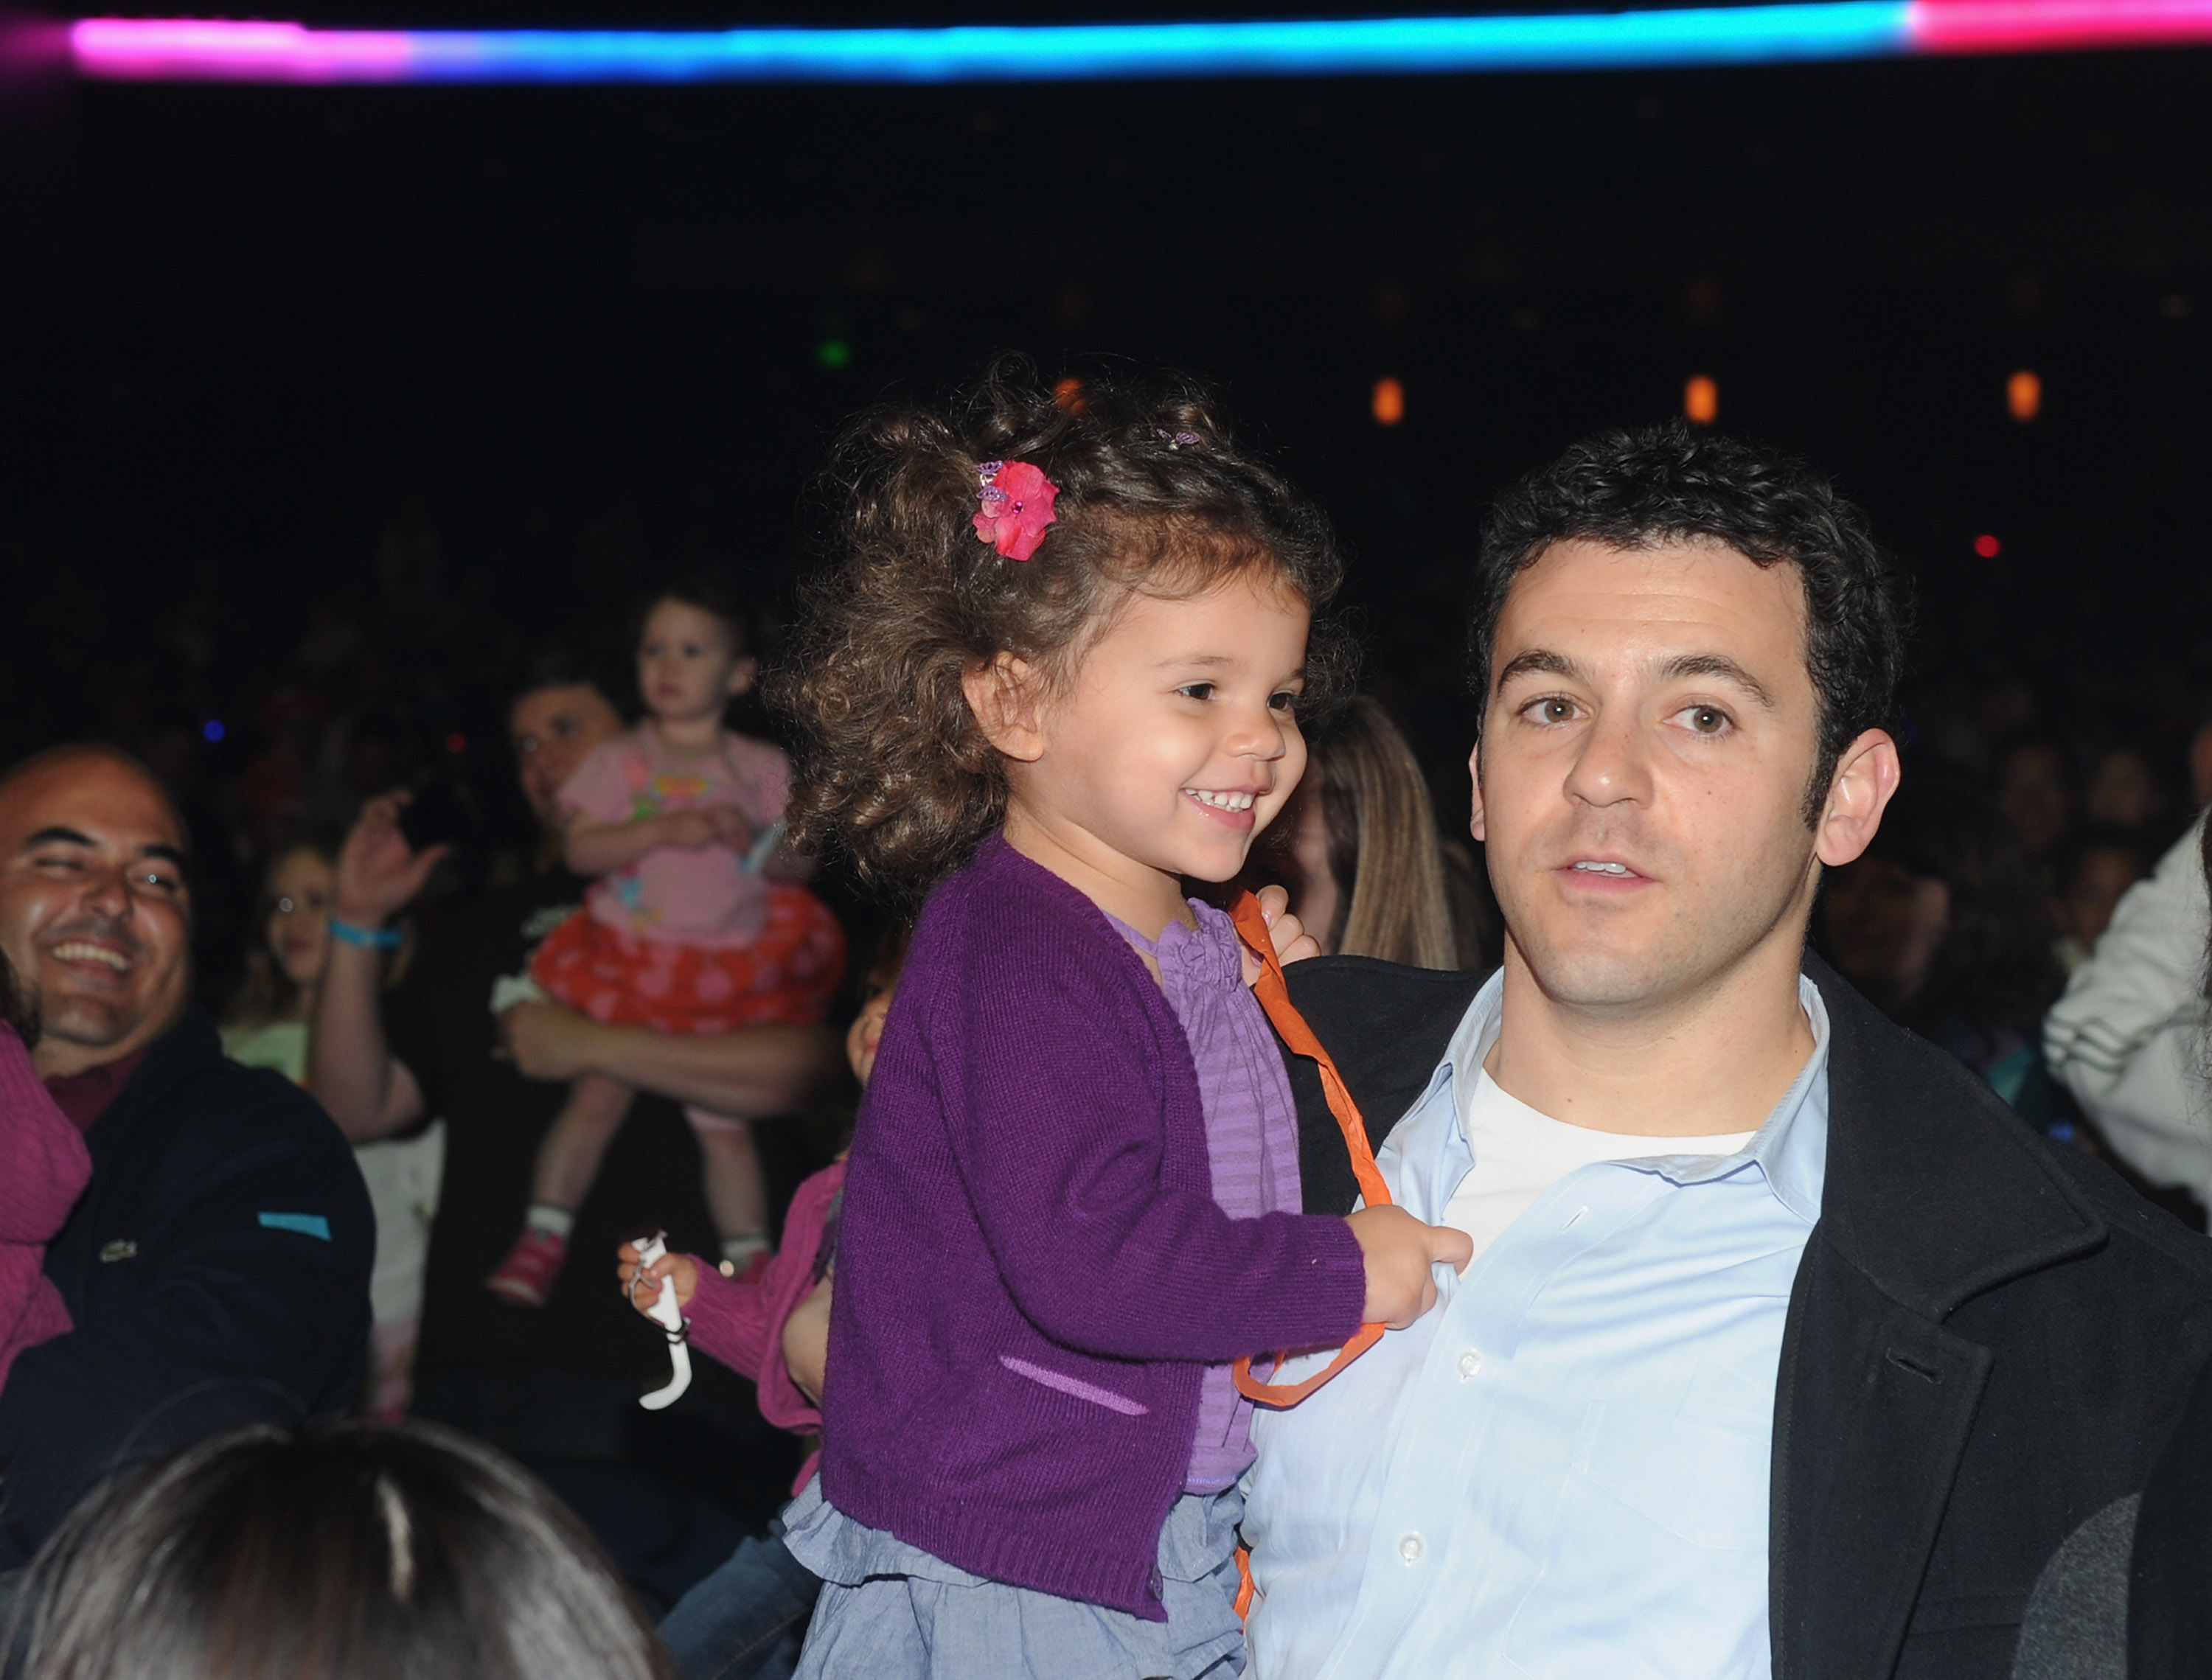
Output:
[
  {"xmin": 12, "ymin": 1420, "xmax": 671, "ymax": 1680},
  {"xmin": 0, "ymin": 745, "xmax": 194, "ymax": 1079},
  {"xmin": 1466, "ymin": 419, "xmax": 1912, "ymax": 1019}
]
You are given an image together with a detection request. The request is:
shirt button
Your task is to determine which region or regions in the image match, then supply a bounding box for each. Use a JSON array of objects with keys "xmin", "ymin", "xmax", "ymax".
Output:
[
  {"xmin": 1458, "ymin": 1350, "xmax": 1482, "ymax": 1381},
  {"xmin": 1399, "ymin": 1532, "xmax": 1425, "ymax": 1564}
]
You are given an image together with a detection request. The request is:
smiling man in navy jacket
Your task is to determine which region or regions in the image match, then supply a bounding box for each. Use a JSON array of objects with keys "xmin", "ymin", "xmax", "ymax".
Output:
[
  {"xmin": 0, "ymin": 745, "xmax": 370, "ymax": 1568},
  {"xmin": 1245, "ymin": 425, "xmax": 2212, "ymax": 1680}
]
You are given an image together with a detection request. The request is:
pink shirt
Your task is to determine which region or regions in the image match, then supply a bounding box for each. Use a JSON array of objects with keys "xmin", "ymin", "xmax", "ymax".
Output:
[
  {"xmin": 0, "ymin": 1028, "xmax": 91, "ymax": 1393},
  {"xmin": 558, "ymin": 725, "xmax": 793, "ymax": 947},
  {"xmin": 684, "ymin": 1159, "xmax": 843, "ymax": 1494}
]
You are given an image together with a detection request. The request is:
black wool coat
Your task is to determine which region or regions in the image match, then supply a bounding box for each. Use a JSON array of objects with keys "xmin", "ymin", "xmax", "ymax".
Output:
[
  {"xmin": 1279, "ymin": 952, "xmax": 2212, "ymax": 1680},
  {"xmin": 0, "ymin": 1008, "xmax": 373, "ymax": 1566}
]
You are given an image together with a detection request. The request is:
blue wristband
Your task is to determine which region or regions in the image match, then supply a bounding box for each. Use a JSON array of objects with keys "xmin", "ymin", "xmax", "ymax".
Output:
[{"xmin": 329, "ymin": 918, "xmax": 403, "ymax": 951}]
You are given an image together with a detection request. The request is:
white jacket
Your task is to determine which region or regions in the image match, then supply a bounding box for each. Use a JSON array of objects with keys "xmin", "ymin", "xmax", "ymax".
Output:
[{"xmin": 2043, "ymin": 812, "xmax": 2212, "ymax": 1196}]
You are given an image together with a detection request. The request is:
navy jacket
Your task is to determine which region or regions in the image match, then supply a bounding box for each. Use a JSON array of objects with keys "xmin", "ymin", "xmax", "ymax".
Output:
[
  {"xmin": 1281, "ymin": 952, "xmax": 2212, "ymax": 1680},
  {"xmin": 0, "ymin": 1008, "xmax": 372, "ymax": 1565}
]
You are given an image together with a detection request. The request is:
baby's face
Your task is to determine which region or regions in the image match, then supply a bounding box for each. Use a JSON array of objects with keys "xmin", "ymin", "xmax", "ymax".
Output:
[
  {"xmin": 1018, "ymin": 573, "xmax": 1312, "ymax": 888},
  {"xmin": 846, "ymin": 980, "xmax": 896, "ymax": 1087},
  {"xmin": 639, "ymin": 600, "xmax": 753, "ymax": 727}
]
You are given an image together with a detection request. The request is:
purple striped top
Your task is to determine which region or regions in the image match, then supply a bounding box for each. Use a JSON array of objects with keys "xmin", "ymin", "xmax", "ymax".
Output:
[{"xmin": 1112, "ymin": 900, "xmax": 1304, "ymax": 1491}]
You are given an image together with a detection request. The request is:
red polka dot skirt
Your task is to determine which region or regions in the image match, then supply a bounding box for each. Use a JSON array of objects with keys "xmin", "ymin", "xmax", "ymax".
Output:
[{"xmin": 529, "ymin": 883, "xmax": 846, "ymax": 1033}]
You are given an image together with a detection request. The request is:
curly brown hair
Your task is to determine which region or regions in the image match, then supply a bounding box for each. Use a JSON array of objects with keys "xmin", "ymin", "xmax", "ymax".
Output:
[{"xmin": 772, "ymin": 358, "xmax": 1351, "ymax": 907}]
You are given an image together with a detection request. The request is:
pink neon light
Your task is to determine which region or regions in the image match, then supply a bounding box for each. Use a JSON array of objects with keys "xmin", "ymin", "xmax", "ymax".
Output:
[
  {"xmin": 1911, "ymin": 0, "xmax": 2212, "ymax": 51},
  {"xmin": 71, "ymin": 18, "xmax": 413, "ymax": 81}
]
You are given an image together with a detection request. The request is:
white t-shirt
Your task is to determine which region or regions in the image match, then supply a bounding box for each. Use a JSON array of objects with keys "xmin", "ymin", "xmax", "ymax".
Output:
[{"xmin": 1442, "ymin": 1064, "xmax": 1756, "ymax": 1260}]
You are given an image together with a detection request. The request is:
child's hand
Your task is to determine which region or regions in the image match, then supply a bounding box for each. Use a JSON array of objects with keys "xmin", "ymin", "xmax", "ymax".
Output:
[
  {"xmin": 1239, "ymin": 883, "xmax": 1322, "ymax": 986},
  {"xmin": 618, "ymin": 1242, "xmax": 698, "ymax": 1317},
  {"xmin": 1345, "ymin": 1206, "xmax": 1473, "ymax": 1329},
  {"xmin": 658, "ymin": 806, "xmax": 752, "ymax": 851}
]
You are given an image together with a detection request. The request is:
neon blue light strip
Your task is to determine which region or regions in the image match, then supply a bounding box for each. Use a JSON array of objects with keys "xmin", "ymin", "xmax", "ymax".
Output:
[
  {"xmin": 74, "ymin": 5, "xmax": 1915, "ymax": 84},
  {"xmin": 73, "ymin": 2, "xmax": 2212, "ymax": 86}
]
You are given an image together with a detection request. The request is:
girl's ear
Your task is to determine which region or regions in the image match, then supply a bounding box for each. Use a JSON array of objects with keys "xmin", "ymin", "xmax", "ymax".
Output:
[
  {"xmin": 961, "ymin": 653, "xmax": 1046, "ymax": 763},
  {"xmin": 726, "ymin": 655, "xmax": 760, "ymax": 700}
]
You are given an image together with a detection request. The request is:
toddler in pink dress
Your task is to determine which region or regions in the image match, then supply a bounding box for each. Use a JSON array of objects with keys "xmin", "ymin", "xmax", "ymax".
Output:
[{"xmin": 486, "ymin": 577, "xmax": 844, "ymax": 1308}]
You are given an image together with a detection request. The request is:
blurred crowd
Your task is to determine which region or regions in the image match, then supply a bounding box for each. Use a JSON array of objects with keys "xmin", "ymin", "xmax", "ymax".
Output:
[{"xmin": 4, "ymin": 490, "xmax": 2212, "ymax": 1673}]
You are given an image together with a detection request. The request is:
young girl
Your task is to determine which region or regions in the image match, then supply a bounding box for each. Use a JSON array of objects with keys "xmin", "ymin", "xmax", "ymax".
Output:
[
  {"xmin": 487, "ymin": 574, "xmax": 846, "ymax": 1306},
  {"xmin": 224, "ymin": 836, "xmax": 444, "ymax": 1417},
  {"xmin": 768, "ymin": 366, "xmax": 1467, "ymax": 1678},
  {"xmin": 0, "ymin": 949, "xmax": 89, "ymax": 1395},
  {"xmin": 620, "ymin": 927, "xmax": 905, "ymax": 1680}
]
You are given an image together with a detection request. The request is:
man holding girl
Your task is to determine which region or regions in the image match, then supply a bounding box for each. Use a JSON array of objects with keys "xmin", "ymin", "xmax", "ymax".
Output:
[{"xmin": 1243, "ymin": 424, "xmax": 2212, "ymax": 1678}]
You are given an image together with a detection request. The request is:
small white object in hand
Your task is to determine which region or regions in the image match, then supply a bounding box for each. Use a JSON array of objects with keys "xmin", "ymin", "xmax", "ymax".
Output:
[{"xmin": 633, "ymin": 1230, "xmax": 694, "ymax": 1411}]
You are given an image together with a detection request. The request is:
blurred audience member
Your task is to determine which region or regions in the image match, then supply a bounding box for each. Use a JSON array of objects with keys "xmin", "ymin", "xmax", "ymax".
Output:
[
  {"xmin": 1821, "ymin": 775, "xmax": 2065, "ymax": 1107},
  {"xmin": 224, "ymin": 835, "xmax": 445, "ymax": 1419},
  {"xmin": 617, "ymin": 929, "xmax": 907, "ymax": 1680},
  {"xmin": 0, "ymin": 949, "xmax": 88, "ymax": 1398},
  {"xmin": 307, "ymin": 647, "xmax": 838, "ymax": 1574},
  {"xmin": 0, "ymin": 746, "xmax": 372, "ymax": 1569},
  {"xmin": 2045, "ymin": 812, "xmax": 2212, "ymax": 1213},
  {"xmin": 1993, "ymin": 731, "xmax": 2074, "ymax": 869},
  {"xmin": 2084, "ymin": 740, "xmax": 2172, "ymax": 837},
  {"xmin": 2051, "ymin": 827, "xmax": 2151, "ymax": 973},
  {"xmin": 1275, "ymin": 696, "xmax": 1484, "ymax": 969},
  {"xmin": 8, "ymin": 1421, "xmax": 672, "ymax": 1680},
  {"xmin": 2188, "ymin": 703, "xmax": 2212, "ymax": 809}
]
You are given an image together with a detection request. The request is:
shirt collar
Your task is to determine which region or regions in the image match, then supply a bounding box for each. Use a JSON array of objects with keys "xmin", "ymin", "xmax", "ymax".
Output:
[{"xmin": 1426, "ymin": 967, "xmax": 1829, "ymax": 1225}]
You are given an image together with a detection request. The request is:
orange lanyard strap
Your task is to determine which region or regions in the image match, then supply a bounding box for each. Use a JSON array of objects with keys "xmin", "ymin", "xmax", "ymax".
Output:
[{"xmin": 1228, "ymin": 891, "xmax": 1388, "ymax": 1408}]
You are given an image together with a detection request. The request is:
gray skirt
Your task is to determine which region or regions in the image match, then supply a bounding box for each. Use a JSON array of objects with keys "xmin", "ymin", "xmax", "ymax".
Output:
[{"xmin": 783, "ymin": 1479, "xmax": 1247, "ymax": 1680}]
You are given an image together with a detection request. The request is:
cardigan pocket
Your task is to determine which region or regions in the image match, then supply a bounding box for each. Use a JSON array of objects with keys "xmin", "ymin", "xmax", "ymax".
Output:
[{"xmin": 998, "ymin": 1355, "xmax": 1151, "ymax": 1418}]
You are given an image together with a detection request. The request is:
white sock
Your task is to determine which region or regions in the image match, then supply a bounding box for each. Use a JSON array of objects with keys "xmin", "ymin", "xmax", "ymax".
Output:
[
  {"xmin": 720, "ymin": 1231, "xmax": 770, "ymax": 1266},
  {"xmin": 526, "ymin": 1204, "xmax": 575, "ymax": 1241}
]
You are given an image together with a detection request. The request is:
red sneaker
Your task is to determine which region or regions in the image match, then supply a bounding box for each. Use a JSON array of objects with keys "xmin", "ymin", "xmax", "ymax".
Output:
[{"xmin": 487, "ymin": 1228, "xmax": 568, "ymax": 1307}]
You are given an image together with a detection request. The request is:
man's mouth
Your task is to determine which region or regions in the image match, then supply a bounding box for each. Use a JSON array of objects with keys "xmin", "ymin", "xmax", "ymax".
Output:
[
  {"xmin": 1185, "ymin": 789, "xmax": 1258, "ymax": 812},
  {"xmin": 52, "ymin": 941, "xmax": 132, "ymax": 972},
  {"xmin": 1565, "ymin": 859, "xmax": 1649, "ymax": 883}
]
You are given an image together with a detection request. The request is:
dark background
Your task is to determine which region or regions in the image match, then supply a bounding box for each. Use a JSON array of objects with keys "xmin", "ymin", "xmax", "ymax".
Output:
[{"xmin": 2, "ymin": 9, "xmax": 2210, "ymax": 986}]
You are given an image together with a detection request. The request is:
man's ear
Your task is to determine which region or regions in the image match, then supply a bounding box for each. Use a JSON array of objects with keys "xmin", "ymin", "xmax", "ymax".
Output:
[
  {"xmin": 1468, "ymin": 739, "xmax": 1486, "ymax": 843},
  {"xmin": 961, "ymin": 653, "xmax": 1046, "ymax": 764},
  {"xmin": 1815, "ymin": 728, "xmax": 1903, "ymax": 868},
  {"xmin": 726, "ymin": 656, "xmax": 760, "ymax": 700}
]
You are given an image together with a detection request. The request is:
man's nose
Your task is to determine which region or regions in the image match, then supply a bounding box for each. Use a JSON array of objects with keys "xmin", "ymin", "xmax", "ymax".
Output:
[
  {"xmin": 1561, "ymin": 707, "xmax": 1651, "ymax": 809},
  {"xmin": 82, "ymin": 862, "xmax": 136, "ymax": 921}
]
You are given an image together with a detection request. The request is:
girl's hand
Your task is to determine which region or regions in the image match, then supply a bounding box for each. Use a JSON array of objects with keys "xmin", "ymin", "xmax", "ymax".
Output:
[
  {"xmin": 617, "ymin": 1243, "xmax": 698, "ymax": 1317},
  {"xmin": 1240, "ymin": 883, "xmax": 1321, "ymax": 986},
  {"xmin": 1345, "ymin": 1206, "xmax": 1473, "ymax": 1329},
  {"xmin": 782, "ymin": 1272, "xmax": 833, "ymax": 1405}
]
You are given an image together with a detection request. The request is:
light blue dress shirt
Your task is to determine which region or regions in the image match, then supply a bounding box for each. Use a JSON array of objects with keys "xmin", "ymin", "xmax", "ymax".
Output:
[{"xmin": 1243, "ymin": 971, "xmax": 1830, "ymax": 1680}]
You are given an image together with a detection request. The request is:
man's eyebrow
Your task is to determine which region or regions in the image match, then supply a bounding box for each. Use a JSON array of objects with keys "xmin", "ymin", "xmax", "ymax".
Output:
[
  {"xmin": 21, "ymin": 826, "xmax": 94, "ymax": 851},
  {"xmin": 1492, "ymin": 649, "xmax": 1587, "ymax": 691},
  {"xmin": 137, "ymin": 843, "xmax": 191, "ymax": 869},
  {"xmin": 1660, "ymin": 653, "xmax": 1778, "ymax": 711}
]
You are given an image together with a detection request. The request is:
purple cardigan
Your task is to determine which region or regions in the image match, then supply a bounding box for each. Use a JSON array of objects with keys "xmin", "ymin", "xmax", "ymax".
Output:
[{"xmin": 819, "ymin": 835, "xmax": 1367, "ymax": 1620}]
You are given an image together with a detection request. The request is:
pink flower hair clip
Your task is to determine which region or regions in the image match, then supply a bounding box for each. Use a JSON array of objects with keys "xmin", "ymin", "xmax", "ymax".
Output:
[{"xmin": 973, "ymin": 459, "xmax": 1058, "ymax": 562}]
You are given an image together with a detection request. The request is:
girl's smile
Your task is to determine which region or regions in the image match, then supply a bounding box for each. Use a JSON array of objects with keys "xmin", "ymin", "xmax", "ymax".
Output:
[{"xmin": 983, "ymin": 570, "xmax": 1312, "ymax": 939}]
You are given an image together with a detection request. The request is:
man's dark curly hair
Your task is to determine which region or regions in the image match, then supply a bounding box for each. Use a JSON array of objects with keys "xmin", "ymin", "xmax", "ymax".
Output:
[
  {"xmin": 771, "ymin": 357, "xmax": 1350, "ymax": 907},
  {"xmin": 1469, "ymin": 421, "xmax": 1913, "ymax": 826}
]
